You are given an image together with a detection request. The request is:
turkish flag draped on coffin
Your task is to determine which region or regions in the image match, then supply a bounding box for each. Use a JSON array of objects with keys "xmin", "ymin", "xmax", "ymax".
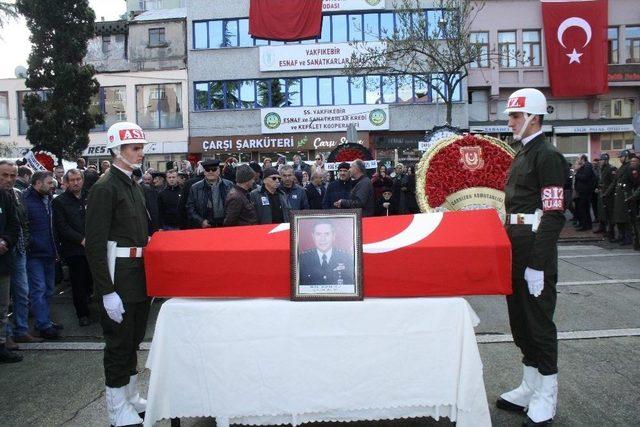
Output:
[
  {"xmin": 249, "ymin": 0, "xmax": 323, "ymax": 42},
  {"xmin": 541, "ymin": 0, "xmax": 608, "ymax": 97}
]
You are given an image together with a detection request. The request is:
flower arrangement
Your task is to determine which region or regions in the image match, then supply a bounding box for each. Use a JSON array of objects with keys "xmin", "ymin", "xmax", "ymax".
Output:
[
  {"xmin": 327, "ymin": 143, "xmax": 373, "ymax": 163},
  {"xmin": 33, "ymin": 150, "xmax": 59, "ymax": 172},
  {"xmin": 416, "ymin": 134, "xmax": 515, "ymax": 215}
]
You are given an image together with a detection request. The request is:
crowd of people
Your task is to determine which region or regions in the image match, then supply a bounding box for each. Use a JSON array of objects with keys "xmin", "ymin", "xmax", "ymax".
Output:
[
  {"xmin": 565, "ymin": 150, "xmax": 640, "ymax": 248},
  {"xmin": 0, "ymin": 153, "xmax": 421, "ymax": 363}
]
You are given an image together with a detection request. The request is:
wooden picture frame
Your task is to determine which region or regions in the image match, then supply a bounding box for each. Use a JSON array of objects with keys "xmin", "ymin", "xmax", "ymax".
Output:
[{"xmin": 290, "ymin": 209, "xmax": 363, "ymax": 301}]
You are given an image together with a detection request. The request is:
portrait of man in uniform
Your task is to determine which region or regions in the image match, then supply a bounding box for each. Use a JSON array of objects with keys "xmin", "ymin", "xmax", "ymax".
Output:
[{"xmin": 291, "ymin": 210, "xmax": 362, "ymax": 300}]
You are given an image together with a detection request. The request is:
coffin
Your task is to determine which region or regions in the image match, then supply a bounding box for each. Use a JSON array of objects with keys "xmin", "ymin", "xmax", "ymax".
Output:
[{"xmin": 144, "ymin": 210, "xmax": 512, "ymax": 298}]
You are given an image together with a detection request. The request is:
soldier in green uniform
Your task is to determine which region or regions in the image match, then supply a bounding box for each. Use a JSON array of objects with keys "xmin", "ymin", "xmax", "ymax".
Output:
[
  {"xmin": 85, "ymin": 122, "xmax": 150, "ymax": 426},
  {"xmin": 496, "ymin": 89, "xmax": 567, "ymax": 426},
  {"xmin": 596, "ymin": 153, "xmax": 615, "ymax": 238},
  {"xmin": 612, "ymin": 150, "xmax": 634, "ymax": 245},
  {"xmin": 622, "ymin": 154, "xmax": 640, "ymax": 249}
]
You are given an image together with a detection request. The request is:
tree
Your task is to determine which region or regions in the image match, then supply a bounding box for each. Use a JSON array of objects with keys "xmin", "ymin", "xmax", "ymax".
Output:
[
  {"xmin": 0, "ymin": 1, "xmax": 18, "ymax": 31},
  {"xmin": 344, "ymin": 0, "xmax": 484, "ymax": 126},
  {"xmin": 17, "ymin": 0, "xmax": 103, "ymax": 162}
]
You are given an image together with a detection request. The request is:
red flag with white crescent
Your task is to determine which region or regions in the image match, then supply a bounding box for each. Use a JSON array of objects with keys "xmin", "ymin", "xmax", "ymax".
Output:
[{"xmin": 541, "ymin": 0, "xmax": 608, "ymax": 97}]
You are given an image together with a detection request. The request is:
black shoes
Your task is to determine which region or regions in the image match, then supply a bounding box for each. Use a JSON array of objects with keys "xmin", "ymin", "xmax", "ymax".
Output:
[
  {"xmin": 496, "ymin": 397, "xmax": 526, "ymax": 413},
  {"xmin": 0, "ymin": 344, "xmax": 23, "ymax": 364},
  {"xmin": 39, "ymin": 327, "xmax": 61, "ymax": 340}
]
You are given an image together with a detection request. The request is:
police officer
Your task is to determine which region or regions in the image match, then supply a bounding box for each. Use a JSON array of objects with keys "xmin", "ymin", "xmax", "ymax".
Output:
[
  {"xmin": 497, "ymin": 89, "xmax": 567, "ymax": 426},
  {"xmin": 596, "ymin": 153, "xmax": 615, "ymax": 237},
  {"xmin": 612, "ymin": 150, "xmax": 633, "ymax": 245},
  {"xmin": 85, "ymin": 122, "xmax": 150, "ymax": 426}
]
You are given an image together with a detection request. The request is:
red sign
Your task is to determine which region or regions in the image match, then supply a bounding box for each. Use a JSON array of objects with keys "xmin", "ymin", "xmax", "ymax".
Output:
[
  {"xmin": 119, "ymin": 129, "xmax": 146, "ymax": 140},
  {"xmin": 541, "ymin": 0, "xmax": 608, "ymax": 97},
  {"xmin": 249, "ymin": 0, "xmax": 323, "ymax": 42},
  {"xmin": 506, "ymin": 97, "xmax": 526, "ymax": 109}
]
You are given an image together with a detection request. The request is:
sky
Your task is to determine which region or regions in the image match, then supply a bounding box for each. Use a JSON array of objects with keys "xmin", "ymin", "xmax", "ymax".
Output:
[{"xmin": 0, "ymin": 1, "xmax": 126, "ymax": 79}]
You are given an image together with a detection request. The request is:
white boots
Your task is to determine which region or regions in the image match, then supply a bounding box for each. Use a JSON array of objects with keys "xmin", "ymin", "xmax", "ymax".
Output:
[
  {"xmin": 497, "ymin": 366, "xmax": 558, "ymax": 425},
  {"xmin": 125, "ymin": 373, "xmax": 147, "ymax": 415},
  {"xmin": 497, "ymin": 365, "xmax": 539, "ymax": 411},
  {"xmin": 106, "ymin": 386, "xmax": 143, "ymax": 426},
  {"xmin": 525, "ymin": 374, "xmax": 557, "ymax": 425}
]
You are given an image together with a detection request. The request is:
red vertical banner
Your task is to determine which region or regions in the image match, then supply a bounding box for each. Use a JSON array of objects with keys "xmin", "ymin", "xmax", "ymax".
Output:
[
  {"xmin": 541, "ymin": 0, "xmax": 608, "ymax": 97},
  {"xmin": 249, "ymin": 0, "xmax": 323, "ymax": 42}
]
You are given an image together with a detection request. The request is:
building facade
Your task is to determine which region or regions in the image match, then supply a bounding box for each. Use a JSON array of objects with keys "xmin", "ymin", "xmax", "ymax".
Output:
[
  {"xmin": 186, "ymin": 0, "xmax": 468, "ymax": 167},
  {"xmin": 467, "ymin": 0, "xmax": 640, "ymax": 166}
]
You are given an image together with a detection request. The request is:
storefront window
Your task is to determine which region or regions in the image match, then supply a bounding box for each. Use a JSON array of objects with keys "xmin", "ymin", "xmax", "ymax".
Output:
[
  {"xmin": 0, "ymin": 92, "xmax": 8, "ymax": 136},
  {"xmin": 555, "ymin": 135, "xmax": 588, "ymax": 155},
  {"xmin": 136, "ymin": 83, "xmax": 182, "ymax": 129},
  {"xmin": 600, "ymin": 132, "xmax": 634, "ymax": 151}
]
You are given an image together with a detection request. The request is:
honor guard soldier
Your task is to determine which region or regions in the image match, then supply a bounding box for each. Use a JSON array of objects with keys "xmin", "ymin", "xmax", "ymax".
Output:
[
  {"xmin": 85, "ymin": 122, "xmax": 151, "ymax": 427},
  {"xmin": 497, "ymin": 89, "xmax": 568, "ymax": 426}
]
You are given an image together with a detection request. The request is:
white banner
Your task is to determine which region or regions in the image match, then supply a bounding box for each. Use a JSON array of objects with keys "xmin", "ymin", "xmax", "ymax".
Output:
[
  {"xmin": 260, "ymin": 42, "xmax": 384, "ymax": 72},
  {"xmin": 323, "ymin": 0, "xmax": 385, "ymax": 11},
  {"xmin": 554, "ymin": 124, "xmax": 634, "ymax": 134},
  {"xmin": 325, "ymin": 159, "xmax": 378, "ymax": 171},
  {"xmin": 261, "ymin": 105, "xmax": 389, "ymax": 134},
  {"xmin": 24, "ymin": 151, "xmax": 47, "ymax": 171}
]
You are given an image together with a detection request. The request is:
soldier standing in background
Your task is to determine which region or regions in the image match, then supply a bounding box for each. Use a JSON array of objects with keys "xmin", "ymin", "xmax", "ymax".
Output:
[
  {"xmin": 595, "ymin": 153, "xmax": 615, "ymax": 237},
  {"xmin": 612, "ymin": 150, "xmax": 633, "ymax": 245}
]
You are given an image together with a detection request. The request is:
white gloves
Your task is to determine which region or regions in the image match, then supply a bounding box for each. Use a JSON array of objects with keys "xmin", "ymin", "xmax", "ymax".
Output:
[
  {"xmin": 524, "ymin": 267, "xmax": 544, "ymax": 297},
  {"xmin": 103, "ymin": 292, "xmax": 125, "ymax": 323}
]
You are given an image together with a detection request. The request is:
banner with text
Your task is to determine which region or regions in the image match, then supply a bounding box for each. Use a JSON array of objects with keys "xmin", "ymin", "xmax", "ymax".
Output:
[
  {"xmin": 260, "ymin": 42, "xmax": 384, "ymax": 72},
  {"xmin": 261, "ymin": 105, "xmax": 389, "ymax": 134},
  {"xmin": 323, "ymin": 0, "xmax": 385, "ymax": 11}
]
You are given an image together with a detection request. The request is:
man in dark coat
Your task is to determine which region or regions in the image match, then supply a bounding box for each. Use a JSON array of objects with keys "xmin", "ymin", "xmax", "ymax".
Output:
[
  {"xmin": 334, "ymin": 160, "xmax": 375, "ymax": 217},
  {"xmin": 299, "ymin": 221, "xmax": 354, "ymax": 286},
  {"xmin": 250, "ymin": 168, "xmax": 290, "ymax": 224},
  {"xmin": 187, "ymin": 159, "xmax": 233, "ymax": 228},
  {"xmin": 323, "ymin": 162, "xmax": 352, "ymax": 209},
  {"xmin": 596, "ymin": 153, "xmax": 615, "ymax": 236},
  {"xmin": 157, "ymin": 170, "xmax": 182, "ymax": 230},
  {"xmin": 306, "ymin": 171, "xmax": 326, "ymax": 210},
  {"xmin": 573, "ymin": 154, "xmax": 597, "ymax": 231},
  {"xmin": 223, "ymin": 164, "xmax": 258, "ymax": 227},
  {"xmin": 178, "ymin": 161, "xmax": 203, "ymax": 229},
  {"xmin": 52, "ymin": 169, "xmax": 93, "ymax": 326}
]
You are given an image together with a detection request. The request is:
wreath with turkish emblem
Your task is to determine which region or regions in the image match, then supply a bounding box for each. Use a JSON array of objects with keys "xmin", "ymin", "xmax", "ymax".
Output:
[
  {"xmin": 32, "ymin": 150, "xmax": 59, "ymax": 172},
  {"xmin": 416, "ymin": 133, "xmax": 515, "ymax": 221}
]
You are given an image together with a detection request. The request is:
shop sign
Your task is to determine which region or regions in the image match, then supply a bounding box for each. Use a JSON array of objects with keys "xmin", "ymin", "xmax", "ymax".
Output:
[
  {"xmin": 470, "ymin": 125, "xmax": 553, "ymax": 134},
  {"xmin": 259, "ymin": 42, "xmax": 384, "ymax": 72},
  {"xmin": 82, "ymin": 145, "xmax": 109, "ymax": 157},
  {"xmin": 322, "ymin": 0, "xmax": 385, "ymax": 12},
  {"xmin": 261, "ymin": 105, "xmax": 389, "ymax": 134},
  {"xmin": 554, "ymin": 124, "xmax": 634, "ymax": 134},
  {"xmin": 189, "ymin": 132, "xmax": 369, "ymax": 154}
]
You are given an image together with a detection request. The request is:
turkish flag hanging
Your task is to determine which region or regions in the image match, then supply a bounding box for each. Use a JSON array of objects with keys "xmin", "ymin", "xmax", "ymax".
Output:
[
  {"xmin": 541, "ymin": 0, "xmax": 608, "ymax": 97},
  {"xmin": 249, "ymin": 0, "xmax": 323, "ymax": 42}
]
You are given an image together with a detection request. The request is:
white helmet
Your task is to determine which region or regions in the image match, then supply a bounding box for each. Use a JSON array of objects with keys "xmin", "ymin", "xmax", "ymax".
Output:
[
  {"xmin": 106, "ymin": 122, "xmax": 148, "ymax": 150},
  {"xmin": 504, "ymin": 88, "xmax": 548, "ymax": 116}
]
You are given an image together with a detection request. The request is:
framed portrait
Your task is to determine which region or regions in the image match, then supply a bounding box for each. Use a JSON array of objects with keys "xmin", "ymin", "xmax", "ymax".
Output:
[{"xmin": 290, "ymin": 209, "xmax": 363, "ymax": 301}]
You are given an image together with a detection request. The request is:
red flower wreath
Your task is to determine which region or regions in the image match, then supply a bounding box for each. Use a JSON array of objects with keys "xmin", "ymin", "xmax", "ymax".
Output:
[
  {"xmin": 33, "ymin": 151, "xmax": 58, "ymax": 172},
  {"xmin": 335, "ymin": 148, "xmax": 365, "ymax": 162},
  {"xmin": 424, "ymin": 134, "xmax": 513, "ymax": 207}
]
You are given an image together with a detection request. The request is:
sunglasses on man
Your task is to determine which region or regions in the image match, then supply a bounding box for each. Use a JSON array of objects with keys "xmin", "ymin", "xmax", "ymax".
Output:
[
  {"xmin": 268, "ymin": 176, "xmax": 281, "ymax": 181},
  {"xmin": 204, "ymin": 166, "xmax": 218, "ymax": 172}
]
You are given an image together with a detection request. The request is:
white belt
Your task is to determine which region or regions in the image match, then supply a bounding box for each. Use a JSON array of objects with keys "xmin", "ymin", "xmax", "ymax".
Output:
[
  {"xmin": 507, "ymin": 213, "xmax": 536, "ymax": 225},
  {"xmin": 115, "ymin": 247, "xmax": 144, "ymax": 258}
]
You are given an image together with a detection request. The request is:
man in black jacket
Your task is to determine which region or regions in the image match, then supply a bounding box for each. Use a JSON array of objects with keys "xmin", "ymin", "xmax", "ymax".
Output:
[
  {"xmin": 250, "ymin": 168, "xmax": 290, "ymax": 224},
  {"xmin": 334, "ymin": 160, "xmax": 375, "ymax": 217},
  {"xmin": 306, "ymin": 171, "xmax": 326, "ymax": 210},
  {"xmin": 574, "ymin": 154, "xmax": 597, "ymax": 231},
  {"xmin": 323, "ymin": 162, "xmax": 352, "ymax": 209},
  {"xmin": 52, "ymin": 169, "xmax": 93, "ymax": 327},
  {"xmin": 157, "ymin": 170, "xmax": 182, "ymax": 230},
  {"xmin": 187, "ymin": 159, "xmax": 233, "ymax": 228},
  {"xmin": 0, "ymin": 181, "xmax": 21, "ymax": 363}
]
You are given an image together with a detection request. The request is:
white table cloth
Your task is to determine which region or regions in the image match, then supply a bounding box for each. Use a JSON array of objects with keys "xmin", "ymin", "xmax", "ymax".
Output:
[{"xmin": 144, "ymin": 298, "xmax": 490, "ymax": 427}]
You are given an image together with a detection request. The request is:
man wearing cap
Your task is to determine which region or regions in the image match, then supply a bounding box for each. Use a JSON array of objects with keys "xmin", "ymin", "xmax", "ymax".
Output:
[
  {"xmin": 151, "ymin": 172, "xmax": 166, "ymax": 193},
  {"xmin": 187, "ymin": 159, "xmax": 232, "ymax": 229},
  {"xmin": 596, "ymin": 153, "xmax": 615, "ymax": 236},
  {"xmin": 223, "ymin": 164, "xmax": 258, "ymax": 227},
  {"xmin": 612, "ymin": 150, "xmax": 634, "ymax": 245},
  {"xmin": 334, "ymin": 159, "xmax": 375, "ymax": 217},
  {"xmin": 250, "ymin": 168, "xmax": 291, "ymax": 224},
  {"xmin": 85, "ymin": 122, "xmax": 152, "ymax": 426},
  {"xmin": 497, "ymin": 88, "xmax": 567, "ymax": 426},
  {"xmin": 323, "ymin": 162, "xmax": 352, "ymax": 209}
]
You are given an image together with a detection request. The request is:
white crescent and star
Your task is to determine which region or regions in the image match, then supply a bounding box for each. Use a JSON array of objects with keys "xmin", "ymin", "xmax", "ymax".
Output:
[
  {"xmin": 268, "ymin": 212, "xmax": 444, "ymax": 254},
  {"xmin": 557, "ymin": 17, "xmax": 592, "ymax": 65}
]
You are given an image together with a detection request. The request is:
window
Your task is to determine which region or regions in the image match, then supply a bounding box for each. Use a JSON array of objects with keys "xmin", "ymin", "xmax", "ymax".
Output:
[
  {"xmin": 0, "ymin": 92, "xmax": 8, "ymax": 135},
  {"xmin": 555, "ymin": 135, "xmax": 588, "ymax": 155},
  {"xmin": 222, "ymin": 20, "xmax": 238, "ymax": 47},
  {"xmin": 319, "ymin": 15, "xmax": 331, "ymax": 43},
  {"xmin": 208, "ymin": 21, "xmax": 223, "ymax": 48},
  {"xmin": 382, "ymin": 75, "xmax": 396, "ymax": 103},
  {"xmin": 149, "ymin": 28, "xmax": 166, "ymax": 47},
  {"xmin": 608, "ymin": 27, "xmax": 619, "ymax": 64},
  {"xmin": 332, "ymin": 15, "xmax": 348, "ymax": 43},
  {"xmin": 349, "ymin": 77, "xmax": 365, "ymax": 104},
  {"xmin": 522, "ymin": 30, "xmax": 541, "ymax": 66},
  {"xmin": 318, "ymin": 77, "xmax": 333, "ymax": 105},
  {"xmin": 363, "ymin": 13, "xmax": 379, "ymax": 42},
  {"xmin": 102, "ymin": 36, "xmax": 111, "ymax": 54},
  {"xmin": 469, "ymin": 32, "xmax": 489, "ymax": 68},
  {"xmin": 256, "ymin": 80, "xmax": 270, "ymax": 107},
  {"xmin": 286, "ymin": 79, "xmax": 301, "ymax": 107},
  {"xmin": 302, "ymin": 78, "xmax": 317, "ymax": 106},
  {"xmin": 600, "ymin": 132, "xmax": 635, "ymax": 151},
  {"xmin": 397, "ymin": 75, "xmax": 413, "ymax": 102},
  {"xmin": 238, "ymin": 19, "xmax": 253, "ymax": 47},
  {"xmin": 136, "ymin": 84, "xmax": 182, "ymax": 129},
  {"xmin": 498, "ymin": 31, "xmax": 517, "ymax": 68},
  {"xmin": 365, "ymin": 76, "xmax": 381, "ymax": 104},
  {"xmin": 194, "ymin": 82, "xmax": 209, "ymax": 110},
  {"xmin": 414, "ymin": 76, "xmax": 431, "ymax": 103},
  {"xmin": 139, "ymin": 0, "xmax": 163, "ymax": 11},
  {"xmin": 91, "ymin": 86, "xmax": 126, "ymax": 132},
  {"xmin": 427, "ymin": 10, "xmax": 445, "ymax": 39},
  {"xmin": 194, "ymin": 22, "xmax": 208, "ymax": 49},
  {"xmin": 600, "ymin": 98, "xmax": 636, "ymax": 118},
  {"xmin": 626, "ymin": 26, "xmax": 640, "ymax": 63},
  {"xmin": 379, "ymin": 12, "xmax": 394, "ymax": 37},
  {"xmin": 348, "ymin": 14, "xmax": 363, "ymax": 41},
  {"xmin": 334, "ymin": 76, "xmax": 349, "ymax": 105}
]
